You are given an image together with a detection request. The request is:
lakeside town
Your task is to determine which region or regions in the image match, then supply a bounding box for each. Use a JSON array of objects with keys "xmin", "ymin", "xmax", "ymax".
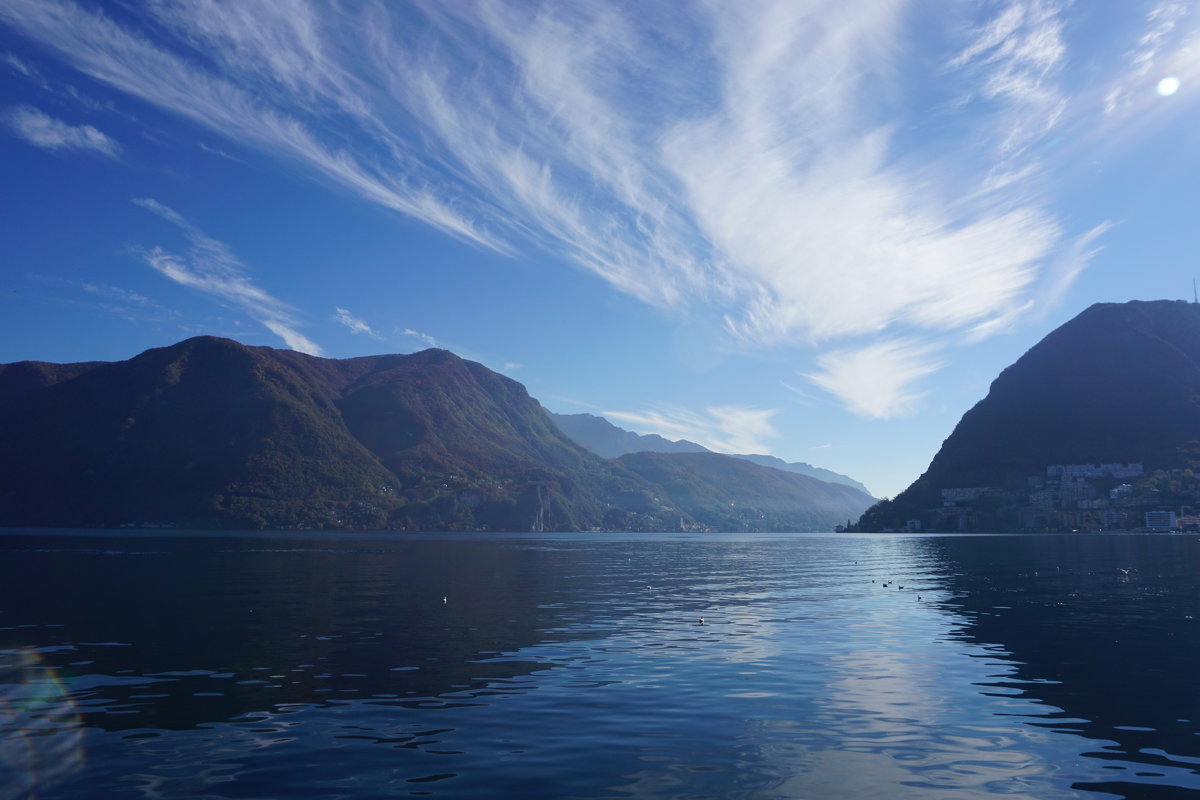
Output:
[{"xmin": 875, "ymin": 462, "xmax": 1200, "ymax": 533}]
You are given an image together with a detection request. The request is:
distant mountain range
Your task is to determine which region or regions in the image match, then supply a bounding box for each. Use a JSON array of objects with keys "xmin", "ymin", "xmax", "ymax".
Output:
[
  {"xmin": 549, "ymin": 412, "xmax": 871, "ymax": 494},
  {"xmin": 0, "ymin": 337, "xmax": 874, "ymax": 532},
  {"xmin": 858, "ymin": 300, "xmax": 1200, "ymax": 531},
  {"xmin": 548, "ymin": 412, "xmax": 709, "ymax": 458}
]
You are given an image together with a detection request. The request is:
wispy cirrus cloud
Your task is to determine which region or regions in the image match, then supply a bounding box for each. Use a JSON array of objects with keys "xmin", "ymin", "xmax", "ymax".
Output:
[
  {"xmin": 604, "ymin": 405, "xmax": 779, "ymax": 455},
  {"xmin": 133, "ymin": 198, "xmax": 322, "ymax": 355},
  {"xmin": 1131, "ymin": 2, "xmax": 1191, "ymax": 77},
  {"xmin": 27, "ymin": 273, "xmax": 177, "ymax": 323},
  {"xmin": 0, "ymin": 0, "xmax": 501, "ymax": 252},
  {"xmin": 332, "ymin": 307, "xmax": 380, "ymax": 339},
  {"xmin": 1037, "ymin": 222, "xmax": 1116, "ymax": 313},
  {"xmin": 807, "ymin": 339, "xmax": 942, "ymax": 420},
  {"xmin": 80, "ymin": 281, "xmax": 153, "ymax": 307},
  {"xmin": 2, "ymin": 52, "xmax": 34, "ymax": 77},
  {"xmin": 949, "ymin": 0, "xmax": 1068, "ymax": 164},
  {"xmin": 1103, "ymin": 1, "xmax": 1199, "ymax": 118},
  {"xmin": 4, "ymin": 105, "xmax": 119, "ymax": 157},
  {"xmin": 3, "ymin": 0, "xmax": 1154, "ymax": 415},
  {"xmin": 400, "ymin": 328, "xmax": 439, "ymax": 349}
]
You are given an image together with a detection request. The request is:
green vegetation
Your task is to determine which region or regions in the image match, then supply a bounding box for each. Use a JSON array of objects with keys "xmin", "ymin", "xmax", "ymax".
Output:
[
  {"xmin": 858, "ymin": 300, "xmax": 1200, "ymax": 532},
  {"xmin": 0, "ymin": 337, "xmax": 873, "ymax": 532},
  {"xmin": 616, "ymin": 452, "xmax": 874, "ymax": 532}
]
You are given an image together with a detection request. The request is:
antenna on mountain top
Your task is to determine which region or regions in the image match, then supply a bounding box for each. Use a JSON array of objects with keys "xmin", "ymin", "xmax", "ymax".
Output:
[{"xmin": 1194, "ymin": 279, "xmax": 1197, "ymax": 304}]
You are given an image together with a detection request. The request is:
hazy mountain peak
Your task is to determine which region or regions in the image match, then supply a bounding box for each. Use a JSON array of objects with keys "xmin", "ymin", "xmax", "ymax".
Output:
[
  {"xmin": 547, "ymin": 411, "xmax": 710, "ymax": 460},
  {"xmin": 549, "ymin": 411, "xmax": 871, "ymax": 495}
]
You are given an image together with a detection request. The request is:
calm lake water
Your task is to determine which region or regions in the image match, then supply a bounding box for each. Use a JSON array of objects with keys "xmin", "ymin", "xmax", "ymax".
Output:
[{"xmin": 3, "ymin": 531, "xmax": 1200, "ymax": 799}]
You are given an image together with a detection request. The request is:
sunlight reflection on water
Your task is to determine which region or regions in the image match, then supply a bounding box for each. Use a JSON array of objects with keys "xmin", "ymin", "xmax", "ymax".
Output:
[{"xmin": 2, "ymin": 531, "xmax": 1200, "ymax": 798}]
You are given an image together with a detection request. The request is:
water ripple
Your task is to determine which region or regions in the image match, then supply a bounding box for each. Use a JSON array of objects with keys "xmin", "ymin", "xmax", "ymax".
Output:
[{"xmin": 3, "ymin": 532, "xmax": 1200, "ymax": 798}]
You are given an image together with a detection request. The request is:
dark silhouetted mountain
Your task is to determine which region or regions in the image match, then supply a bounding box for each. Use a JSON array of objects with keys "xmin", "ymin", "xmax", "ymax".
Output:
[
  {"xmin": 0, "ymin": 337, "xmax": 872, "ymax": 531},
  {"xmin": 0, "ymin": 337, "xmax": 405, "ymax": 530},
  {"xmin": 616, "ymin": 452, "xmax": 875, "ymax": 533},
  {"xmin": 859, "ymin": 300, "xmax": 1200, "ymax": 531},
  {"xmin": 550, "ymin": 412, "xmax": 871, "ymax": 494},
  {"xmin": 548, "ymin": 412, "xmax": 708, "ymax": 458},
  {"xmin": 0, "ymin": 359, "xmax": 105, "ymax": 413}
]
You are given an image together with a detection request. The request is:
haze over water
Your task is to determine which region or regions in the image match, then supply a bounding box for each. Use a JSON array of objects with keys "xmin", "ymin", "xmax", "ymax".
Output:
[{"xmin": 3, "ymin": 531, "xmax": 1199, "ymax": 799}]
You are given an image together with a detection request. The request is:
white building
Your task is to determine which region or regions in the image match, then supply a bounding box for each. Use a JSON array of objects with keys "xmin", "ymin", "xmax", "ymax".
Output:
[
  {"xmin": 1110, "ymin": 484, "xmax": 1134, "ymax": 500},
  {"xmin": 942, "ymin": 488, "xmax": 986, "ymax": 506},
  {"xmin": 1047, "ymin": 463, "xmax": 1144, "ymax": 480},
  {"xmin": 1059, "ymin": 484, "xmax": 1097, "ymax": 503},
  {"xmin": 1029, "ymin": 489, "xmax": 1058, "ymax": 511},
  {"xmin": 1145, "ymin": 510, "xmax": 1178, "ymax": 531}
]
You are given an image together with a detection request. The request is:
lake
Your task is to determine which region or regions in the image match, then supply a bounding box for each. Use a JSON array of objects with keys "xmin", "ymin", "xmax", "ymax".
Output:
[{"xmin": 3, "ymin": 531, "xmax": 1200, "ymax": 799}]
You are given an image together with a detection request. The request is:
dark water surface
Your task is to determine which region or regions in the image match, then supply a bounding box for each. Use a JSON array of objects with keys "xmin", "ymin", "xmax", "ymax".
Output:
[{"xmin": 3, "ymin": 531, "xmax": 1200, "ymax": 799}]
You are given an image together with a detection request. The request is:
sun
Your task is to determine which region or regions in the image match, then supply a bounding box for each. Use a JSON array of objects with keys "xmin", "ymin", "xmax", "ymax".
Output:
[{"xmin": 1157, "ymin": 76, "xmax": 1182, "ymax": 96}]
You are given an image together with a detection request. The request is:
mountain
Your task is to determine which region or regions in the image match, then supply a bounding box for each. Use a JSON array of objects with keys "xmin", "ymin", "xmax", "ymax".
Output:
[
  {"xmin": 0, "ymin": 359, "xmax": 107, "ymax": 412},
  {"xmin": 550, "ymin": 412, "xmax": 871, "ymax": 494},
  {"xmin": 0, "ymin": 337, "xmax": 873, "ymax": 532},
  {"xmin": 615, "ymin": 452, "xmax": 875, "ymax": 533},
  {"xmin": 0, "ymin": 337, "xmax": 408, "ymax": 530},
  {"xmin": 858, "ymin": 300, "xmax": 1200, "ymax": 531},
  {"xmin": 725, "ymin": 453, "xmax": 872, "ymax": 495},
  {"xmin": 548, "ymin": 412, "xmax": 708, "ymax": 458}
]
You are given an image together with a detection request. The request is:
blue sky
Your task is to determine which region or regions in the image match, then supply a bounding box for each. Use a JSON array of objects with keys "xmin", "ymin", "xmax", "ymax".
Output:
[{"xmin": 1, "ymin": 0, "xmax": 1198, "ymax": 499}]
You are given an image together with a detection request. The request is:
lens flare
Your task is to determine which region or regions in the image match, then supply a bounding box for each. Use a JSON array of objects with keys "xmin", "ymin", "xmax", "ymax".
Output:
[{"xmin": 0, "ymin": 649, "xmax": 84, "ymax": 800}]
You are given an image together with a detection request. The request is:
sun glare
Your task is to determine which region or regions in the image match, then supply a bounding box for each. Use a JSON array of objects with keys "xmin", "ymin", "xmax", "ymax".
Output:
[{"xmin": 1157, "ymin": 76, "xmax": 1182, "ymax": 96}]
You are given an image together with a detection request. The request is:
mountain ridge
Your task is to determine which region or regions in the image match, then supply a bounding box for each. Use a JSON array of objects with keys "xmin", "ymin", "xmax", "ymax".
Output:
[
  {"xmin": 549, "ymin": 411, "xmax": 871, "ymax": 494},
  {"xmin": 0, "ymin": 336, "xmax": 874, "ymax": 532},
  {"xmin": 857, "ymin": 300, "xmax": 1200, "ymax": 531}
]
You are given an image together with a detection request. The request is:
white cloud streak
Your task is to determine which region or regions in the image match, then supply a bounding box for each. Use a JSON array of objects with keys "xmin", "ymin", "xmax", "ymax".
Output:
[
  {"xmin": 3, "ymin": 52, "xmax": 34, "ymax": 76},
  {"xmin": 1102, "ymin": 1, "xmax": 1200, "ymax": 119},
  {"xmin": 2, "ymin": 0, "xmax": 1150, "ymax": 415},
  {"xmin": 950, "ymin": 0, "xmax": 1067, "ymax": 162},
  {"xmin": 332, "ymin": 307, "xmax": 380, "ymax": 338},
  {"xmin": 80, "ymin": 281, "xmax": 152, "ymax": 306},
  {"xmin": 4, "ymin": 105, "xmax": 119, "ymax": 157},
  {"xmin": 400, "ymin": 328, "xmax": 438, "ymax": 349},
  {"xmin": 807, "ymin": 339, "xmax": 942, "ymax": 419},
  {"xmin": 1130, "ymin": 2, "xmax": 1191, "ymax": 78},
  {"xmin": 133, "ymin": 197, "xmax": 323, "ymax": 355},
  {"xmin": 1036, "ymin": 222, "xmax": 1115, "ymax": 311},
  {"xmin": 27, "ymin": 273, "xmax": 177, "ymax": 322},
  {"xmin": 604, "ymin": 405, "xmax": 779, "ymax": 455},
  {"xmin": 0, "ymin": 0, "xmax": 500, "ymax": 251}
]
